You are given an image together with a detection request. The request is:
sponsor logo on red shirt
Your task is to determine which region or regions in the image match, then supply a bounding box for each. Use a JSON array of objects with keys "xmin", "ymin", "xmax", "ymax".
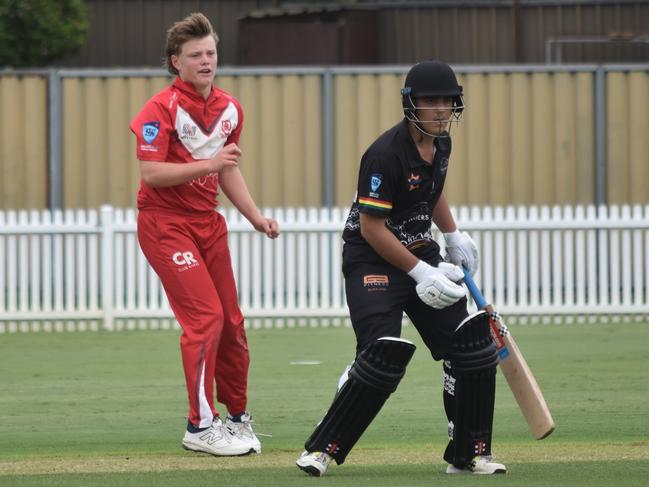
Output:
[{"xmin": 220, "ymin": 120, "xmax": 232, "ymax": 137}]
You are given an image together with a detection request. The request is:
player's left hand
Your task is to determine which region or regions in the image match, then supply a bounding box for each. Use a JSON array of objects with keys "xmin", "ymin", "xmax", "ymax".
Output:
[
  {"xmin": 444, "ymin": 230, "xmax": 479, "ymax": 276},
  {"xmin": 254, "ymin": 217, "xmax": 280, "ymax": 239}
]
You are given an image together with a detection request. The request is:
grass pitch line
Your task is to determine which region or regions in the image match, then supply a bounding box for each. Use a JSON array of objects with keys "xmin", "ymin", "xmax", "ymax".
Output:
[{"xmin": 1, "ymin": 441, "xmax": 647, "ymax": 476}]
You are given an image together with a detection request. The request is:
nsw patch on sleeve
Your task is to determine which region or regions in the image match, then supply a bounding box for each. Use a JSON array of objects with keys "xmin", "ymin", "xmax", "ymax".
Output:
[
  {"xmin": 370, "ymin": 173, "xmax": 383, "ymax": 195},
  {"xmin": 142, "ymin": 121, "xmax": 160, "ymax": 144}
]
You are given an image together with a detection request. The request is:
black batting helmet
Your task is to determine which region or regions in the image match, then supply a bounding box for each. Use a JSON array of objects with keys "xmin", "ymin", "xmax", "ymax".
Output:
[{"xmin": 401, "ymin": 60, "xmax": 464, "ymax": 118}]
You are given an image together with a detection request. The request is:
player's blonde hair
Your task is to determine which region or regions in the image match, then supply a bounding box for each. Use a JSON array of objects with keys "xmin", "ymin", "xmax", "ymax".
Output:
[{"xmin": 164, "ymin": 12, "xmax": 219, "ymax": 75}]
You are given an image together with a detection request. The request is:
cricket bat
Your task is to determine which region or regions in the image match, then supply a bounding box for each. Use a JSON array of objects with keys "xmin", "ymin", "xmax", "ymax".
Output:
[{"xmin": 463, "ymin": 269, "xmax": 555, "ymax": 440}]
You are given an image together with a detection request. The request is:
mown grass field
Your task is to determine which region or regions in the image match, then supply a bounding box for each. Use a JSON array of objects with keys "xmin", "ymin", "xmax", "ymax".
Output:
[{"xmin": 1, "ymin": 321, "xmax": 648, "ymax": 486}]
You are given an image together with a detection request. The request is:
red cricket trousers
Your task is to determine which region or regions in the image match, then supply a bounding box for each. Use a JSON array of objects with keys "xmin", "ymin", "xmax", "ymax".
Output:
[{"xmin": 138, "ymin": 209, "xmax": 249, "ymax": 428}]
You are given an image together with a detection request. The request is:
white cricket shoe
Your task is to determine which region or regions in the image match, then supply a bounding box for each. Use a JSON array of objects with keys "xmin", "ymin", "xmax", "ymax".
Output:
[
  {"xmin": 182, "ymin": 417, "xmax": 252, "ymax": 456},
  {"xmin": 296, "ymin": 450, "xmax": 332, "ymax": 477},
  {"xmin": 446, "ymin": 455, "xmax": 507, "ymax": 475},
  {"xmin": 225, "ymin": 412, "xmax": 262, "ymax": 453}
]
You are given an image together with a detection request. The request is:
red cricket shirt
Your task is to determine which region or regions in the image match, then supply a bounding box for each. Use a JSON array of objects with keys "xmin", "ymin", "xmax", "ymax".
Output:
[{"xmin": 130, "ymin": 77, "xmax": 243, "ymax": 214}]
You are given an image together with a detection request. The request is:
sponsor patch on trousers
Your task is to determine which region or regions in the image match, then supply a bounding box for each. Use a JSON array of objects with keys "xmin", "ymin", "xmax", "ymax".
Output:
[{"xmin": 363, "ymin": 274, "xmax": 389, "ymax": 291}]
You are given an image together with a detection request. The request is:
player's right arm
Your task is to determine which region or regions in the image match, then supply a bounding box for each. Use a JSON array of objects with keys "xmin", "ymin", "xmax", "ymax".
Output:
[
  {"xmin": 360, "ymin": 213, "xmax": 464, "ymax": 309},
  {"xmin": 360, "ymin": 212, "xmax": 418, "ymax": 272},
  {"xmin": 139, "ymin": 144, "xmax": 240, "ymax": 187}
]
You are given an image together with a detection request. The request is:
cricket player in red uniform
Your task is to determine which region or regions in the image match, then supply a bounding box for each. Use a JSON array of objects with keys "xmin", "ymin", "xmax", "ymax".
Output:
[{"xmin": 130, "ymin": 12, "xmax": 279, "ymax": 456}]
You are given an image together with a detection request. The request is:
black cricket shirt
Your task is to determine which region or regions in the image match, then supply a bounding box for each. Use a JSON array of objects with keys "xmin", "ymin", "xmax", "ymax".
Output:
[{"xmin": 342, "ymin": 118, "xmax": 451, "ymax": 269}]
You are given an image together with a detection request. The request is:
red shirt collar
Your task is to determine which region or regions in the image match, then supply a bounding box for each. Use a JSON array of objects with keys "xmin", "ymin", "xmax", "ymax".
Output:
[{"xmin": 172, "ymin": 77, "xmax": 216, "ymax": 101}]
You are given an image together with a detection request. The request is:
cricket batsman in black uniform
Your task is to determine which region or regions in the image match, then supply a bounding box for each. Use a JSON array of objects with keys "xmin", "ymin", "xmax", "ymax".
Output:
[{"xmin": 296, "ymin": 60, "xmax": 507, "ymax": 476}]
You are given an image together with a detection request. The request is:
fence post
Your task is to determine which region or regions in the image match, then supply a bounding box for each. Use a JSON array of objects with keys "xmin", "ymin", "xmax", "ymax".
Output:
[
  {"xmin": 100, "ymin": 205, "xmax": 114, "ymax": 331},
  {"xmin": 595, "ymin": 66, "xmax": 607, "ymax": 206},
  {"xmin": 47, "ymin": 68, "xmax": 63, "ymax": 209}
]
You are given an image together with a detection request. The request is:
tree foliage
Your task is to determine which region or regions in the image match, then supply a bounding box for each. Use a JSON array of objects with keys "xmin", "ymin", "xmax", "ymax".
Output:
[{"xmin": 0, "ymin": 0, "xmax": 88, "ymax": 67}]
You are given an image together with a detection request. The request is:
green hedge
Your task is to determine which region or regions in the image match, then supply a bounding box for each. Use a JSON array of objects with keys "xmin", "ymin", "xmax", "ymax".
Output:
[{"xmin": 0, "ymin": 0, "xmax": 88, "ymax": 67}]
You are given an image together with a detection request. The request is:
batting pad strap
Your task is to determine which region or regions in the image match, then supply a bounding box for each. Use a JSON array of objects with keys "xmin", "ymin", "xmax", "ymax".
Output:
[{"xmin": 304, "ymin": 337, "xmax": 416, "ymax": 465}]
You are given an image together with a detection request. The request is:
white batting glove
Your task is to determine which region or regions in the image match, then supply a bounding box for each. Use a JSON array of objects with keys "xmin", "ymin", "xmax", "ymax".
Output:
[
  {"xmin": 444, "ymin": 230, "xmax": 479, "ymax": 276},
  {"xmin": 407, "ymin": 260, "xmax": 465, "ymax": 309}
]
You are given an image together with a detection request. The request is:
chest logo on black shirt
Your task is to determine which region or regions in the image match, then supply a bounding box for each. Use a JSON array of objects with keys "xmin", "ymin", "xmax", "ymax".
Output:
[{"xmin": 408, "ymin": 172, "xmax": 423, "ymax": 191}]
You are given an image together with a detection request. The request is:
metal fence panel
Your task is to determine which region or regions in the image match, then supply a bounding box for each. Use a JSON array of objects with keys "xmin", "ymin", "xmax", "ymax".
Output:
[
  {"xmin": 0, "ymin": 76, "xmax": 47, "ymax": 209},
  {"xmin": 2, "ymin": 66, "xmax": 649, "ymax": 209},
  {"xmin": 59, "ymin": 72, "xmax": 324, "ymax": 209},
  {"xmin": 607, "ymin": 71, "xmax": 649, "ymax": 204}
]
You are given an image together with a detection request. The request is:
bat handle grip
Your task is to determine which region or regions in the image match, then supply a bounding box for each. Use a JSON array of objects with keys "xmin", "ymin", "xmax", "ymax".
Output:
[{"xmin": 462, "ymin": 267, "xmax": 488, "ymax": 309}]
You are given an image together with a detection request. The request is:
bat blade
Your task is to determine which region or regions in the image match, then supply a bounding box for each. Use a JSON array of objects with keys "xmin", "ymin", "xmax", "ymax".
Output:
[
  {"xmin": 463, "ymin": 270, "xmax": 555, "ymax": 440},
  {"xmin": 484, "ymin": 305, "xmax": 555, "ymax": 439}
]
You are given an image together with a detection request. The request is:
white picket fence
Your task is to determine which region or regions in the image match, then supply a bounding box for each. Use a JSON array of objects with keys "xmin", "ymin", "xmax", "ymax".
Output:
[{"xmin": 1, "ymin": 205, "xmax": 648, "ymax": 333}]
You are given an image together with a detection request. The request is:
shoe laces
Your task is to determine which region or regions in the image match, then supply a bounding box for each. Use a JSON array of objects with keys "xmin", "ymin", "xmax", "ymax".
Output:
[
  {"xmin": 227, "ymin": 414, "xmax": 257, "ymax": 439},
  {"xmin": 305, "ymin": 451, "xmax": 332, "ymax": 466},
  {"xmin": 470, "ymin": 455, "xmax": 497, "ymax": 469},
  {"xmin": 318, "ymin": 452, "xmax": 332, "ymax": 466}
]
